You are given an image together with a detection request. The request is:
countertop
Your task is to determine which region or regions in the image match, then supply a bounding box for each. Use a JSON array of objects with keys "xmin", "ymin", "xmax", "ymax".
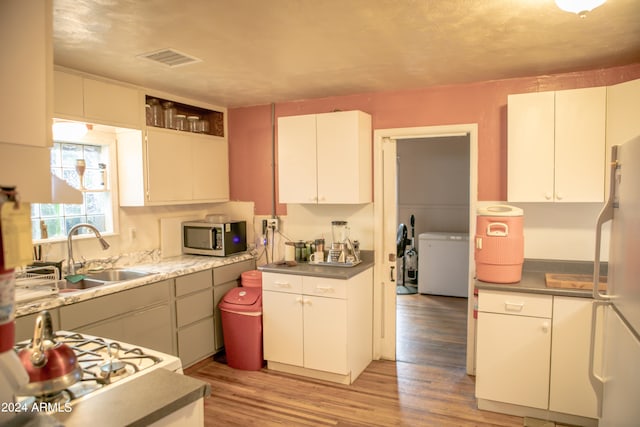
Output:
[
  {"xmin": 16, "ymin": 252, "xmax": 255, "ymax": 317},
  {"xmin": 475, "ymin": 259, "xmax": 605, "ymax": 298},
  {"xmin": 258, "ymin": 250, "xmax": 374, "ymax": 279},
  {"xmin": 53, "ymin": 368, "xmax": 210, "ymax": 427}
]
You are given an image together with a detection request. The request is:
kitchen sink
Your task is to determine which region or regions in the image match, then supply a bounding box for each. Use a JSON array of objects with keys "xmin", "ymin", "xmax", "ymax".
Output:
[
  {"xmin": 62, "ymin": 278, "xmax": 111, "ymax": 291},
  {"xmin": 61, "ymin": 269, "xmax": 153, "ymax": 291},
  {"xmin": 85, "ymin": 269, "xmax": 152, "ymax": 282}
]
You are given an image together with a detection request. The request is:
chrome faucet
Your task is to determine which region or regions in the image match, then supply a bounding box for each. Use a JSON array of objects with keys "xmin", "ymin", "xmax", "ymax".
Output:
[{"xmin": 66, "ymin": 223, "xmax": 110, "ymax": 276}]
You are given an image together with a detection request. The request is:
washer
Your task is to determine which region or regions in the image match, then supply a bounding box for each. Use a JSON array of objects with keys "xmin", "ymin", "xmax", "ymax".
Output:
[{"xmin": 418, "ymin": 232, "xmax": 469, "ymax": 297}]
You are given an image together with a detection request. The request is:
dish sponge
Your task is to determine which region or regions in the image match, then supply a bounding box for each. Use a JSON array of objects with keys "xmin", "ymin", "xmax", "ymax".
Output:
[{"xmin": 65, "ymin": 274, "xmax": 86, "ymax": 283}]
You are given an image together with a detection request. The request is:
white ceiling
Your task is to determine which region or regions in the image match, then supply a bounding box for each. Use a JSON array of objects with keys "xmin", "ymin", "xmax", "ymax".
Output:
[{"xmin": 53, "ymin": 0, "xmax": 640, "ymax": 108}]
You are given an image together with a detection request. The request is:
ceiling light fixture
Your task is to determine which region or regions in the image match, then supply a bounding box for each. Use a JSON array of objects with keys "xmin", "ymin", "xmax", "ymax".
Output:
[{"xmin": 555, "ymin": 0, "xmax": 606, "ymax": 18}]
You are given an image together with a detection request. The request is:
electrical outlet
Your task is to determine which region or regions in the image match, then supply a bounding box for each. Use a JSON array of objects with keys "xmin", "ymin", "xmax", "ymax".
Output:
[{"xmin": 267, "ymin": 218, "xmax": 278, "ymax": 231}]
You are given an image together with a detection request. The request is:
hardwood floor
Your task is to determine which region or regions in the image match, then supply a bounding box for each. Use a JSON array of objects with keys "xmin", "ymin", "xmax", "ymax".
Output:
[{"xmin": 185, "ymin": 293, "xmax": 523, "ymax": 426}]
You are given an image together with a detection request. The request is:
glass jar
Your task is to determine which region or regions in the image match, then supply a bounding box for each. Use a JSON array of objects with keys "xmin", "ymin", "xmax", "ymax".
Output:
[
  {"xmin": 163, "ymin": 102, "xmax": 177, "ymax": 129},
  {"xmin": 176, "ymin": 114, "xmax": 187, "ymax": 131},
  {"xmin": 187, "ymin": 115, "xmax": 200, "ymax": 133},
  {"xmin": 148, "ymin": 98, "xmax": 164, "ymax": 127},
  {"xmin": 197, "ymin": 118, "xmax": 210, "ymax": 134}
]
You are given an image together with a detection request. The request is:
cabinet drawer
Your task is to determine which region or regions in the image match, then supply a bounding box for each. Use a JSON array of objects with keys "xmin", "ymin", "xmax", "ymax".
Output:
[
  {"xmin": 60, "ymin": 280, "xmax": 171, "ymax": 330},
  {"xmin": 302, "ymin": 276, "xmax": 347, "ymax": 299},
  {"xmin": 178, "ymin": 317, "xmax": 215, "ymax": 368},
  {"xmin": 478, "ymin": 290, "xmax": 552, "ymax": 318},
  {"xmin": 262, "ymin": 272, "xmax": 303, "ymax": 293},
  {"xmin": 176, "ymin": 288, "xmax": 214, "ymax": 327},
  {"xmin": 213, "ymin": 259, "xmax": 255, "ymax": 285},
  {"xmin": 175, "ymin": 269, "xmax": 212, "ymax": 297}
]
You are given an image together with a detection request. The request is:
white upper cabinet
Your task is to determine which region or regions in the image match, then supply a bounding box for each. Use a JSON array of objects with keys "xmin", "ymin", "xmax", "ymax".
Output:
[
  {"xmin": 278, "ymin": 110, "xmax": 372, "ymax": 204},
  {"xmin": 54, "ymin": 69, "xmax": 142, "ymax": 129},
  {"xmin": 507, "ymin": 87, "xmax": 606, "ymax": 203},
  {"xmin": 0, "ymin": 0, "xmax": 53, "ymax": 149},
  {"xmin": 0, "ymin": 0, "xmax": 53, "ymax": 202},
  {"xmin": 117, "ymin": 127, "xmax": 229, "ymax": 206},
  {"xmin": 605, "ymin": 78, "xmax": 640, "ymax": 199}
]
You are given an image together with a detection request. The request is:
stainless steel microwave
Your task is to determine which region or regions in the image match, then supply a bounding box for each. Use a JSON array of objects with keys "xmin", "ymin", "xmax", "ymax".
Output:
[{"xmin": 182, "ymin": 220, "xmax": 247, "ymax": 256}]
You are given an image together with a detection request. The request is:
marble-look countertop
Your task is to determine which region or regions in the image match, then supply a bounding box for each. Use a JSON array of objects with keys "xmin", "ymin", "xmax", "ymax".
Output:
[
  {"xmin": 16, "ymin": 252, "xmax": 255, "ymax": 317},
  {"xmin": 475, "ymin": 259, "xmax": 604, "ymax": 298},
  {"xmin": 258, "ymin": 250, "xmax": 374, "ymax": 279}
]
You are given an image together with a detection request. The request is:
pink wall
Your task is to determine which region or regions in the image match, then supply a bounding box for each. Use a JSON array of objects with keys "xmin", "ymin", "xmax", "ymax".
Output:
[{"xmin": 228, "ymin": 63, "xmax": 640, "ymax": 215}]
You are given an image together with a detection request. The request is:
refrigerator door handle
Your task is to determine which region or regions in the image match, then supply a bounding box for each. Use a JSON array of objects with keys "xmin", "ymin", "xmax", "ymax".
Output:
[
  {"xmin": 593, "ymin": 145, "xmax": 619, "ymax": 300},
  {"xmin": 589, "ymin": 300, "xmax": 608, "ymax": 418}
]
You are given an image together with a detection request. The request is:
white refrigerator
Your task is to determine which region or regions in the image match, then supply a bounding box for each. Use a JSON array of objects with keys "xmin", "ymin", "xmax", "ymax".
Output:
[{"xmin": 592, "ymin": 135, "xmax": 640, "ymax": 426}]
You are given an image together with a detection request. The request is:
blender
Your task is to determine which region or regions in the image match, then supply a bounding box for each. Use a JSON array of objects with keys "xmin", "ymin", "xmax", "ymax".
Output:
[{"xmin": 331, "ymin": 221, "xmax": 358, "ymax": 263}]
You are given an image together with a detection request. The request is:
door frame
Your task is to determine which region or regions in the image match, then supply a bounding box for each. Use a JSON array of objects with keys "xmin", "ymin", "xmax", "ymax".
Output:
[{"xmin": 373, "ymin": 124, "xmax": 478, "ymax": 374}]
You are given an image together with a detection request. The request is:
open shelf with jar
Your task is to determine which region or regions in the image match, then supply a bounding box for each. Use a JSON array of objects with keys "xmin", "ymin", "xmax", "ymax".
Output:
[{"xmin": 145, "ymin": 95, "xmax": 224, "ymax": 137}]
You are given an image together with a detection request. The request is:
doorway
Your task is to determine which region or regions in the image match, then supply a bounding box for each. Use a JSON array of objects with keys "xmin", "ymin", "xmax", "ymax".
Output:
[
  {"xmin": 395, "ymin": 135, "xmax": 470, "ymax": 364},
  {"xmin": 372, "ymin": 124, "xmax": 478, "ymax": 374}
]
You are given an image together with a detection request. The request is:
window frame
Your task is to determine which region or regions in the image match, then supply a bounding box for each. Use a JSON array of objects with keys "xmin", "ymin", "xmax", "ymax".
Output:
[{"xmin": 31, "ymin": 126, "xmax": 120, "ymax": 244}]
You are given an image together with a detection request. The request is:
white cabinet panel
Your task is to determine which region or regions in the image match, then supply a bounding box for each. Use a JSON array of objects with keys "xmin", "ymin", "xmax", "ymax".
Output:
[
  {"xmin": 549, "ymin": 296, "xmax": 599, "ymax": 418},
  {"xmin": 316, "ymin": 111, "xmax": 372, "ymax": 204},
  {"xmin": 83, "ymin": 78, "xmax": 141, "ymax": 128},
  {"xmin": 192, "ymin": 134, "xmax": 229, "ymax": 202},
  {"xmin": 507, "ymin": 91, "xmax": 555, "ymax": 202},
  {"xmin": 53, "ymin": 70, "xmax": 84, "ymax": 117},
  {"xmin": 262, "ymin": 290, "xmax": 304, "ymax": 366},
  {"xmin": 606, "ymin": 78, "xmax": 640, "ymax": 200},
  {"xmin": 303, "ymin": 295, "xmax": 348, "ymax": 374},
  {"xmin": 0, "ymin": 0, "xmax": 52, "ymax": 148},
  {"xmin": 554, "ymin": 87, "xmax": 606, "ymax": 202},
  {"xmin": 146, "ymin": 128, "xmax": 192, "ymax": 203},
  {"xmin": 508, "ymin": 87, "xmax": 605, "ymax": 203},
  {"xmin": 278, "ymin": 110, "xmax": 371, "ymax": 204},
  {"xmin": 277, "ymin": 114, "xmax": 317, "ymax": 203},
  {"xmin": 476, "ymin": 311, "xmax": 551, "ymax": 409}
]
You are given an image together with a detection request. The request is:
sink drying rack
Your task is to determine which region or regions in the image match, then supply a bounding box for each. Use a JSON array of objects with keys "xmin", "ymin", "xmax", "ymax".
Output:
[{"xmin": 15, "ymin": 265, "xmax": 60, "ymax": 303}]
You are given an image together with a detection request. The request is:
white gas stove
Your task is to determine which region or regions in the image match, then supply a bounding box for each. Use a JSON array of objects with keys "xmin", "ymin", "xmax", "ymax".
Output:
[{"xmin": 14, "ymin": 331, "xmax": 183, "ymax": 408}]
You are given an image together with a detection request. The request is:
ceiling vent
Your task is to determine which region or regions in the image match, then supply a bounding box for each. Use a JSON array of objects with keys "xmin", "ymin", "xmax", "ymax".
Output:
[{"xmin": 137, "ymin": 48, "xmax": 202, "ymax": 68}]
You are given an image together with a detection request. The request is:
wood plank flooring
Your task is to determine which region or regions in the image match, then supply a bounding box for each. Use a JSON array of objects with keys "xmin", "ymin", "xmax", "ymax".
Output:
[{"xmin": 185, "ymin": 293, "xmax": 523, "ymax": 426}]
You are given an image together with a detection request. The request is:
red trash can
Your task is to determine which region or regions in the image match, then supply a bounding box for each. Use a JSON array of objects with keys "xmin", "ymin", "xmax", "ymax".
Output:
[
  {"xmin": 218, "ymin": 287, "xmax": 263, "ymax": 370},
  {"xmin": 240, "ymin": 270, "xmax": 262, "ymax": 288}
]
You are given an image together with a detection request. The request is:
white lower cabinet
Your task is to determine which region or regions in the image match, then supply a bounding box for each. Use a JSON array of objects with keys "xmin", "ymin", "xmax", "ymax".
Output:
[
  {"xmin": 476, "ymin": 289, "xmax": 599, "ymax": 424},
  {"xmin": 476, "ymin": 290, "xmax": 552, "ymax": 409},
  {"xmin": 262, "ymin": 269, "xmax": 372, "ymax": 384}
]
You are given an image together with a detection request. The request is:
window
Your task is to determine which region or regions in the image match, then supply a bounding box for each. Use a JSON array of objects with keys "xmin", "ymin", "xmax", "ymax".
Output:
[{"xmin": 31, "ymin": 126, "xmax": 117, "ymax": 241}]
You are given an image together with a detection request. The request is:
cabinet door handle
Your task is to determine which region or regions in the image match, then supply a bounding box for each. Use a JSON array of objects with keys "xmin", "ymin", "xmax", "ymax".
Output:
[
  {"xmin": 504, "ymin": 301, "xmax": 524, "ymax": 312},
  {"xmin": 296, "ymin": 297, "xmax": 303, "ymax": 304},
  {"xmin": 275, "ymin": 281, "xmax": 291, "ymax": 288},
  {"xmin": 541, "ymin": 321, "xmax": 550, "ymax": 333},
  {"xmin": 390, "ymin": 265, "xmax": 395, "ymax": 282},
  {"xmin": 313, "ymin": 286, "xmax": 334, "ymax": 294},
  {"xmin": 302, "ymin": 298, "xmax": 312, "ymax": 306}
]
